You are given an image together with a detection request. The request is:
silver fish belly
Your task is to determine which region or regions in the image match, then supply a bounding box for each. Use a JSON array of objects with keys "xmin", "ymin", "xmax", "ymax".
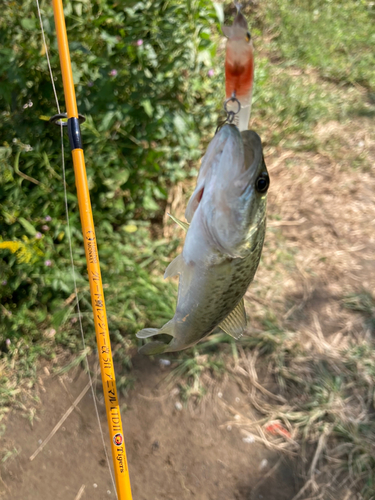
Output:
[{"xmin": 136, "ymin": 125, "xmax": 269, "ymax": 355}]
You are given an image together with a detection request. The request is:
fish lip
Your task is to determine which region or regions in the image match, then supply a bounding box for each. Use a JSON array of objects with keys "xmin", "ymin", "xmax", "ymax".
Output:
[{"xmin": 220, "ymin": 123, "xmax": 242, "ymax": 139}]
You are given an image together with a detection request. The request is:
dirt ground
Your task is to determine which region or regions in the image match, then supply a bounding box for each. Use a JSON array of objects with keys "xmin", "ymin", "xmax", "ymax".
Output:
[{"xmin": 0, "ymin": 354, "xmax": 298, "ymax": 500}]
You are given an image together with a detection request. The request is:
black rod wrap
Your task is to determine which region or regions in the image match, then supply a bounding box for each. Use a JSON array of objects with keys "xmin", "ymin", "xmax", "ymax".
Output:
[{"xmin": 68, "ymin": 117, "xmax": 83, "ymax": 150}]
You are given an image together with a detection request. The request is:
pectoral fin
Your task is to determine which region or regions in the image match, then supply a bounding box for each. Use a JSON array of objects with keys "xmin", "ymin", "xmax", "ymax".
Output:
[
  {"xmin": 218, "ymin": 298, "xmax": 247, "ymax": 340},
  {"xmin": 167, "ymin": 213, "xmax": 190, "ymax": 232},
  {"xmin": 164, "ymin": 215, "xmax": 189, "ymax": 279},
  {"xmin": 164, "ymin": 254, "xmax": 184, "ymax": 279}
]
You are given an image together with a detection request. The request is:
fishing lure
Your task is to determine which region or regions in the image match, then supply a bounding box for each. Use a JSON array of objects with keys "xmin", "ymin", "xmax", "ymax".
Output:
[{"xmin": 222, "ymin": 4, "xmax": 254, "ymax": 131}]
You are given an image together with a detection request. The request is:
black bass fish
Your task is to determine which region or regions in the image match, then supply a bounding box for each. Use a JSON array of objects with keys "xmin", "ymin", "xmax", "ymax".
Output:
[{"xmin": 137, "ymin": 124, "xmax": 269, "ymax": 355}]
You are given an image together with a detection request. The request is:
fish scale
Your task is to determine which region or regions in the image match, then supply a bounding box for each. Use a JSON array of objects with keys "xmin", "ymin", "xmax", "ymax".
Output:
[{"xmin": 170, "ymin": 258, "xmax": 256, "ymax": 349}]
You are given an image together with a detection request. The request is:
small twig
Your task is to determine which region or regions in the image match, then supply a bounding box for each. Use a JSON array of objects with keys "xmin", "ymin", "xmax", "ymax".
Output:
[
  {"xmin": 138, "ymin": 392, "xmax": 173, "ymax": 401},
  {"xmin": 290, "ymin": 478, "xmax": 314, "ymax": 500},
  {"xmin": 239, "ymin": 348, "xmax": 287, "ymax": 403},
  {"xmin": 29, "ymin": 379, "xmax": 92, "ymax": 461},
  {"xmin": 74, "ymin": 484, "xmax": 85, "ymax": 500},
  {"xmin": 64, "ymin": 291, "xmax": 77, "ymax": 306},
  {"xmin": 240, "ymin": 430, "xmax": 297, "ymax": 455},
  {"xmin": 58, "ymin": 376, "xmax": 85, "ymax": 419},
  {"xmin": 180, "ymin": 477, "xmax": 194, "ymax": 495},
  {"xmin": 0, "ymin": 473, "xmax": 10, "ymax": 494},
  {"xmin": 342, "ymin": 489, "xmax": 353, "ymax": 500},
  {"xmin": 309, "ymin": 425, "xmax": 332, "ymax": 480}
]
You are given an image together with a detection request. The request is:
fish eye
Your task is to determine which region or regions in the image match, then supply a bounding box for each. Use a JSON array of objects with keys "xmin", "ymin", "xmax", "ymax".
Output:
[
  {"xmin": 255, "ymin": 173, "xmax": 269, "ymax": 193},
  {"xmin": 246, "ymin": 31, "xmax": 251, "ymax": 42}
]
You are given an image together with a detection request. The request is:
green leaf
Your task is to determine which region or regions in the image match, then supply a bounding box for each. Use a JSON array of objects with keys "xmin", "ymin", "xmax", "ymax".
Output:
[
  {"xmin": 213, "ymin": 3, "xmax": 224, "ymax": 24},
  {"xmin": 18, "ymin": 218, "xmax": 36, "ymax": 236},
  {"xmin": 173, "ymin": 114, "xmax": 186, "ymax": 133},
  {"xmin": 20, "ymin": 18, "xmax": 36, "ymax": 30},
  {"xmin": 52, "ymin": 307, "xmax": 71, "ymax": 329},
  {"xmin": 141, "ymin": 100, "xmax": 153, "ymax": 118},
  {"xmin": 123, "ymin": 224, "xmax": 137, "ymax": 233},
  {"xmin": 100, "ymin": 111, "xmax": 117, "ymax": 131},
  {"xmin": 74, "ymin": 2, "xmax": 82, "ymax": 17}
]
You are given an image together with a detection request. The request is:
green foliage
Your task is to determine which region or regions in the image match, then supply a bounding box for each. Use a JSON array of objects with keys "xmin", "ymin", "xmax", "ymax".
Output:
[
  {"xmin": 251, "ymin": 0, "xmax": 375, "ymax": 149},
  {"xmin": 167, "ymin": 348, "xmax": 225, "ymax": 402},
  {"xmin": 0, "ymin": 0, "xmax": 222, "ymax": 351},
  {"xmin": 264, "ymin": 0, "xmax": 375, "ymax": 89}
]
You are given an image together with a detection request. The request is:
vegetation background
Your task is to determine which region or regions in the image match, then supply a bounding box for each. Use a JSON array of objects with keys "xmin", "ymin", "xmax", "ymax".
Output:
[{"xmin": 0, "ymin": 0, "xmax": 374, "ymax": 498}]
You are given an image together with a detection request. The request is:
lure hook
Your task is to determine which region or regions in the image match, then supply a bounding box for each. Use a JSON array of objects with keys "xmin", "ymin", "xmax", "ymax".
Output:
[{"xmin": 215, "ymin": 94, "xmax": 242, "ymax": 134}]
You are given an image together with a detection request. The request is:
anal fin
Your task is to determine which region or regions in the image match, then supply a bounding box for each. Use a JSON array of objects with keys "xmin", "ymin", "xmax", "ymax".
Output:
[{"xmin": 218, "ymin": 298, "xmax": 247, "ymax": 340}]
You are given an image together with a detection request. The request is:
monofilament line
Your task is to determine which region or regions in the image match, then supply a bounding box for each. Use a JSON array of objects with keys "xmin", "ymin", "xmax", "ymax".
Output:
[
  {"xmin": 35, "ymin": 0, "xmax": 60, "ymax": 114},
  {"xmin": 35, "ymin": 1, "xmax": 117, "ymax": 495}
]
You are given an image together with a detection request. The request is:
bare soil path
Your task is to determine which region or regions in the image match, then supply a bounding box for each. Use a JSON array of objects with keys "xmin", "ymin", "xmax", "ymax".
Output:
[{"xmin": 0, "ymin": 355, "xmax": 298, "ymax": 500}]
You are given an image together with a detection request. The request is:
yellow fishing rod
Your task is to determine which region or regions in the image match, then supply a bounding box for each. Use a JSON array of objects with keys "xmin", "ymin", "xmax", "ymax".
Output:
[{"xmin": 50, "ymin": 0, "xmax": 133, "ymax": 498}]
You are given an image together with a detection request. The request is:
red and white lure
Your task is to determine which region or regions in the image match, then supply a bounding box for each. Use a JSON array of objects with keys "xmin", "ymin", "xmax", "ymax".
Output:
[{"xmin": 222, "ymin": 3, "xmax": 254, "ymax": 131}]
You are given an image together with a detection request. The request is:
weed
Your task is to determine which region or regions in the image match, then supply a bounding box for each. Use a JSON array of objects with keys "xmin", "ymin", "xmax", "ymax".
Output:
[
  {"xmin": 166, "ymin": 348, "xmax": 226, "ymax": 403},
  {"xmin": 1, "ymin": 448, "xmax": 19, "ymax": 464}
]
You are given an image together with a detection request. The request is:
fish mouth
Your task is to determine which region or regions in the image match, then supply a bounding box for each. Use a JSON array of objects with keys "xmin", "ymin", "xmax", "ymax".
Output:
[{"xmin": 185, "ymin": 125, "xmax": 242, "ymax": 222}]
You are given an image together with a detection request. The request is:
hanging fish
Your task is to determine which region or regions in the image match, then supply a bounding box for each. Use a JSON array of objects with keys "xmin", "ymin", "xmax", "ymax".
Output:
[
  {"xmin": 136, "ymin": 124, "xmax": 269, "ymax": 355},
  {"xmin": 222, "ymin": 4, "xmax": 254, "ymax": 131}
]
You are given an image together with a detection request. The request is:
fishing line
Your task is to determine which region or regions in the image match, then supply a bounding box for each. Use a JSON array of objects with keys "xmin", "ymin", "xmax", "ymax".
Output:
[{"xmin": 35, "ymin": 0, "xmax": 117, "ymax": 494}]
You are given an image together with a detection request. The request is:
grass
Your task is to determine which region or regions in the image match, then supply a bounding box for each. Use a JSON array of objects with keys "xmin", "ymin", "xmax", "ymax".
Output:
[
  {"xmin": 250, "ymin": 0, "xmax": 375, "ymax": 161},
  {"xmin": 263, "ymin": 0, "xmax": 375, "ymax": 90},
  {"xmin": 1, "ymin": 0, "xmax": 375, "ymax": 498},
  {"xmin": 1, "ymin": 447, "xmax": 19, "ymax": 464},
  {"xmin": 164, "ymin": 348, "xmax": 226, "ymax": 403}
]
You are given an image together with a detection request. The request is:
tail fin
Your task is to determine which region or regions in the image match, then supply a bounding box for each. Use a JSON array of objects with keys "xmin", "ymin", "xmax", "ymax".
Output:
[
  {"xmin": 138, "ymin": 341, "xmax": 168, "ymax": 355},
  {"xmin": 136, "ymin": 321, "xmax": 174, "ymax": 356},
  {"xmin": 136, "ymin": 328, "xmax": 159, "ymax": 339}
]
